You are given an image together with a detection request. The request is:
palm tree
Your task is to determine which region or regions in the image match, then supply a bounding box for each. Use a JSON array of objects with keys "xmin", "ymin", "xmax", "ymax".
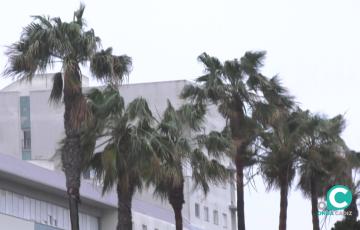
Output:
[
  {"xmin": 86, "ymin": 86, "xmax": 162, "ymax": 230},
  {"xmin": 181, "ymin": 52, "xmax": 293, "ymax": 230},
  {"xmin": 3, "ymin": 5, "xmax": 131, "ymax": 229},
  {"xmin": 259, "ymin": 110, "xmax": 303, "ymax": 230},
  {"xmin": 297, "ymin": 112, "xmax": 347, "ymax": 230},
  {"xmin": 148, "ymin": 101, "xmax": 230, "ymax": 230}
]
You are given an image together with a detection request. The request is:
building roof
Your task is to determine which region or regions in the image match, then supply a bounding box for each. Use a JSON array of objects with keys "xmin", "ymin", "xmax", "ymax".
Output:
[{"xmin": 1, "ymin": 73, "xmax": 90, "ymax": 93}]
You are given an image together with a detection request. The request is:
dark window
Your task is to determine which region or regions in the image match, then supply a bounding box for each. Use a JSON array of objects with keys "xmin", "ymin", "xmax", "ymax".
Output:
[
  {"xmin": 195, "ymin": 203, "xmax": 200, "ymax": 218},
  {"xmin": 23, "ymin": 130, "xmax": 31, "ymax": 150}
]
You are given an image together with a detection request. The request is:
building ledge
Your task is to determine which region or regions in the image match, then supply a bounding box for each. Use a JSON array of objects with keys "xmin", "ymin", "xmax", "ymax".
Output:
[{"xmin": 0, "ymin": 152, "xmax": 116, "ymax": 209}]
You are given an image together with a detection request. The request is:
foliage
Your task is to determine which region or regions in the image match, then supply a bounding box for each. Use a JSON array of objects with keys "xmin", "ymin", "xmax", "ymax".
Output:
[
  {"xmin": 85, "ymin": 86, "xmax": 163, "ymax": 194},
  {"xmin": 296, "ymin": 112, "xmax": 349, "ymax": 197},
  {"xmin": 331, "ymin": 219, "xmax": 360, "ymax": 230},
  {"xmin": 150, "ymin": 100, "xmax": 231, "ymax": 198}
]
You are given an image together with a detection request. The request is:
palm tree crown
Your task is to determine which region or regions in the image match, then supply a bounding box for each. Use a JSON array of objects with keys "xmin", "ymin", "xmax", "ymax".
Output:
[{"xmin": 86, "ymin": 86, "xmax": 163, "ymax": 230}]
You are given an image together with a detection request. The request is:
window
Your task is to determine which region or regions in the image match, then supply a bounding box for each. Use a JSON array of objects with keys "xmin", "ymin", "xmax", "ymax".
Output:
[
  {"xmin": 23, "ymin": 130, "xmax": 31, "ymax": 150},
  {"xmin": 204, "ymin": 206, "xmax": 209, "ymax": 221},
  {"xmin": 5, "ymin": 191, "xmax": 12, "ymax": 215},
  {"xmin": 0, "ymin": 189, "xmax": 5, "ymax": 213},
  {"xmin": 223, "ymin": 213, "xmax": 228, "ymax": 228},
  {"xmin": 20, "ymin": 96, "xmax": 31, "ymax": 129},
  {"xmin": 0, "ymin": 188, "xmax": 99, "ymax": 230},
  {"xmin": 142, "ymin": 225, "xmax": 147, "ymax": 230},
  {"xmin": 213, "ymin": 210, "xmax": 219, "ymax": 225},
  {"xmin": 49, "ymin": 215, "xmax": 54, "ymax": 226},
  {"xmin": 195, "ymin": 203, "xmax": 200, "ymax": 218}
]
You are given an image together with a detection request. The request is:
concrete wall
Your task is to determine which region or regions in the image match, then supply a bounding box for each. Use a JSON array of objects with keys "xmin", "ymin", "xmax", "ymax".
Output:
[
  {"xmin": 30, "ymin": 90, "xmax": 64, "ymax": 160},
  {"xmin": 118, "ymin": 80, "xmax": 186, "ymax": 118},
  {"xmin": 0, "ymin": 91, "xmax": 21, "ymax": 159},
  {"xmin": 132, "ymin": 212, "xmax": 175, "ymax": 230},
  {"xmin": 99, "ymin": 210, "xmax": 117, "ymax": 230},
  {"xmin": 100, "ymin": 210, "xmax": 178, "ymax": 230},
  {"xmin": 186, "ymin": 178, "xmax": 233, "ymax": 229},
  {"xmin": 2, "ymin": 74, "xmax": 89, "ymax": 96},
  {"xmin": 0, "ymin": 213, "xmax": 34, "ymax": 230}
]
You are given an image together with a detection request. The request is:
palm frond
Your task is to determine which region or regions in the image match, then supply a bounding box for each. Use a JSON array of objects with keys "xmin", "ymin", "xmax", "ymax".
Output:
[
  {"xmin": 126, "ymin": 97, "xmax": 153, "ymax": 123},
  {"xmin": 49, "ymin": 72, "xmax": 63, "ymax": 104},
  {"xmin": 191, "ymin": 148, "xmax": 228, "ymax": 194},
  {"xmin": 240, "ymin": 51, "xmax": 266, "ymax": 76},
  {"xmin": 90, "ymin": 48, "xmax": 132, "ymax": 86},
  {"xmin": 73, "ymin": 3, "xmax": 86, "ymax": 27}
]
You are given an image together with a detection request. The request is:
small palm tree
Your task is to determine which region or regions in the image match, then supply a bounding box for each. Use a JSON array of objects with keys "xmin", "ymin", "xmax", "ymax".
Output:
[
  {"xmin": 3, "ymin": 5, "xmax": 131, "ymax": 229},
  {"xmin": 149, "ymin": 101, "xmax": 230, "ymax": 230},
  {"xmin": 86, "ymin": 86, "xmax": 162, "ymax": 230},
  {"xmin": 181, "ymin": 52, "xmax": 293, "ymax": 230},
  {"xmin": 297, "ymin": 112, "xmax": 347, "ymax": 230}
]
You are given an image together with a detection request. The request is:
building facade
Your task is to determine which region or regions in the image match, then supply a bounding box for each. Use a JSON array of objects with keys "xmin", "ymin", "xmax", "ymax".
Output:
[{"xmin": 0, "ymin": 76, "xmax": 236, "ymax": 230}]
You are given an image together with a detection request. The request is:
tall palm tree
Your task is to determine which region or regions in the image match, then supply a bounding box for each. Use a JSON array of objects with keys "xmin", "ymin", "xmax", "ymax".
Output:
[
  {"xmin": 86, "ymin": 86, "xmax": 162, "ymax": 230},
  {"xmin": 259, "ymin": 110, "xmax": 303, "ymax": 230},
  {"xmin": 3, "ymin": 5, "xmax": 131, "ymax": 230},
  {"xmin": 148, "ymin": 101, "xmax": 230, "ymax": 230},
  {"xmin": 181, "ymin": 52, "xmax": 293, "ymax": 230},
  {"xmin": 297, "ymin": 112, "xmax": 347, "ymax": 230}
]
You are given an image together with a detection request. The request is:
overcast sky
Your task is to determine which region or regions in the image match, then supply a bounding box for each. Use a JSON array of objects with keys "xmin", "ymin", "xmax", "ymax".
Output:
[{"xmin": 0, "ymin": 0, "xmax": 359, "ymax": 229}]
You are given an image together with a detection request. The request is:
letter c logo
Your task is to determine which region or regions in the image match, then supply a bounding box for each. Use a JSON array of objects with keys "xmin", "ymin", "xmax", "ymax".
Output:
[{"xmin": 326, "ymin": 185, "xmax": 352, "ymax": 211}]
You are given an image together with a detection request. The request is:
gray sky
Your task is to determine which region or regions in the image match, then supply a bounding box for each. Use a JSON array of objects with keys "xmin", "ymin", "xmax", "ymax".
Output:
[{"xmin": 0, "ymin": 0, "xmax": 359, "ymax": 229}]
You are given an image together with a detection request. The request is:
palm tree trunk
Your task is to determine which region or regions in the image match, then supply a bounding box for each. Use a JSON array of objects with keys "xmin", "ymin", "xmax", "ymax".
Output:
[
  {"xmin": 231, "ymin": 112, "xmax": 247, "ymax": 230},
  {"xmin": 173, "ymin": 205, "xmax": 183, "ymax": 230},
  {"xmin": 117, "ymin": 184, "xmax": 133, "ymax": 230},
  {"xmin": 310, "ymin": 179, "xmax": 320, "ymax": 230},
  {"xmin": 279, "ymin": 179, "xmax": 289, "ymax": 230},
  {"xmin": 235, "ymin": 153, "xmax": 246, "ymax": 230},
  {"xmin": 62, "ymin": 137, "xmax": 82, "ymax": 230},
  {"xmin": 62, "ymin": 69, "xmax": 85, "ymax": 230},
  {"xmin": 168, "ymin": 179, "xmax": 185, "ymax": 230}
]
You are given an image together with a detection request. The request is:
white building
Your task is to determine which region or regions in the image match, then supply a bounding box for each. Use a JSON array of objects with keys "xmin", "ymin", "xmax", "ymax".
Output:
[{"xmin": 0, "ymin": 75, "xmax": 236, "ymax": 230}]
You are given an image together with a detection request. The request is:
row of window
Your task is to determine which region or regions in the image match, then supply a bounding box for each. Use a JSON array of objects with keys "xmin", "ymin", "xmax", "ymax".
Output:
[
  {"xmin": 0, "ymin": 188, "xmax": 98, "ymax": 230},
  {"xmin": 195, "ymin": 203, "xmax": 227, "ymax": 228}
]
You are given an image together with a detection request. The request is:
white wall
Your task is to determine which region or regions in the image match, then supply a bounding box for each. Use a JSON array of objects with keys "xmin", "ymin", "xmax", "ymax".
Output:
[
  {"xmin": 30, "ymin": 90, "xmax": 64, "ymax": 160},
  {"xmin": 0, "ymin": 92, "xmax": 21, "ymax": 158},
  {"xmin": 118, "ymin": 80, "xmax": 186, "ymax": 117},
  {"xmin": 2, "ymin": 74, "xmax": 90, "ymax": 96},
  {"xmin": 0, "ymin": 213, "xmax": 34, "ymax": 230},
  {"xmin": 100, "ymin": 210, "xmax": 178, "ymax": 230},
  {"xmin": 133, "ymin": 212, "xmax": 176, "ymax": 230},
  {"xmin": 186, "ymin": 179, "xmax": 233, "ymax": 229}
]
